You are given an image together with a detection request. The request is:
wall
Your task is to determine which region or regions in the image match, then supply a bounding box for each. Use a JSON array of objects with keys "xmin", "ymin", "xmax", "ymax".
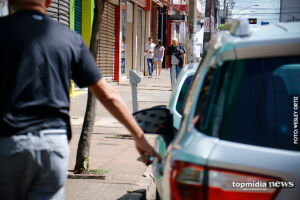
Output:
[
  {"xmin": 280, "ymin": 0, "xmax": 300, "ymax": 22},
  {"xmin": 82, "ymin": 0, "xmax": 94, "ymax": 46}
]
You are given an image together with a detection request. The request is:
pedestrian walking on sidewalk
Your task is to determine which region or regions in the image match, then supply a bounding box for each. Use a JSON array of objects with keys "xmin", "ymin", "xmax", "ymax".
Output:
[
  {"xmin": 145, "ymin": 36, "xmax": 156, "ymax": 78},
  {"xmin": 166, "ymin": 38, "xmax": 186, "ymax": 85},
  {"xmin": 121, "ymin": 38, "xmax": 126, "ymax": 74},
  {"xmin": 0, "ymin": 1, "xmax": 159, "ymax": 200},
  {"xmin": 153, "ymin": 40, "xmax": 165, "ymax": 79}
]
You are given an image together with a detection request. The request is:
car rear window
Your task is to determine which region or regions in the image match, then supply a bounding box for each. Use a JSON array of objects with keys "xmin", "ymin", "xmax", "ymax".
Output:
[
  {"xmin": 195, "ymin": 57, "xmax": 300, "ymax": 152},
  {"xmin": 221, "ymin": 57, "xmax": 300, "ymax": 151}
]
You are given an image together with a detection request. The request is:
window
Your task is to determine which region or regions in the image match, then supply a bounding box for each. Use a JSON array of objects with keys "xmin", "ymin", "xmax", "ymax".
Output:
[
  {"xmin": 193, "ymin": 65, "xmax": 220, "ymax": 135},
  {"xmin": 218, "ymin": 57, "xmax": 300, "ymax": 152},
  {"xmin": 176, "ymin": 75, "xmax": 194, "ymax": 115},
  {"xmin": 0, "ymin": 0, "xmax": 9, "ymax": 17},
  {"xmin": 194, "ymin": 56, "xmax": 300, "ymax": 152}
]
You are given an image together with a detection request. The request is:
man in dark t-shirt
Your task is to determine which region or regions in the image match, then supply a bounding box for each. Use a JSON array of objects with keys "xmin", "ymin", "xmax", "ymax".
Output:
[
  {"xmin": 0, "ymin": 0, "xmax": 159, "ymax": 199},
  {"xmin": 166, "ymin": 38, "xmax": 185, "ymax": 85}
]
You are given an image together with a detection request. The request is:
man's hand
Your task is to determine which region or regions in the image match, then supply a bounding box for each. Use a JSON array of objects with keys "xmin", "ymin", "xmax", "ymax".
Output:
[{"xmin": 135, "ymin": 135, "xmax": 161, "ymax": 164}]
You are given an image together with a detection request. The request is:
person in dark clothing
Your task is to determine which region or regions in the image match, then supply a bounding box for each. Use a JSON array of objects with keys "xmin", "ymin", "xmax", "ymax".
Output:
[
  {"xmin": 0, "ymin": 0, "xmax": 159, "ymax": 199},
  {"xmin": 166, "ymin": 37, "xmax": 185, "ymax": 84}
]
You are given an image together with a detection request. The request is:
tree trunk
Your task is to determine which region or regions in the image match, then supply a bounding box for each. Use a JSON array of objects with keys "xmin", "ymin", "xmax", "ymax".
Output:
[
  {"xmin": 74, "ymin": 0, "xmax": 107, "ymax": 174},
  {"xmin": 188, "ymin": 0, "xmax": 197, "ymax": 63}
]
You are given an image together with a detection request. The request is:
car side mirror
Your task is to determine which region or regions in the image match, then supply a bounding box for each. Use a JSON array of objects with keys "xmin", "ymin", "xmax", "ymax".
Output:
[{"xmin": 133, "ymin": 107, "xmax": 174, "ymax": 146}]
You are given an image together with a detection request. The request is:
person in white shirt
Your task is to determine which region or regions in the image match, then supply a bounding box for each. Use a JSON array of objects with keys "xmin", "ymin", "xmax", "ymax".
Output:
[
  {"xmin": 145, "ymin": 36, "xmax": 156, "ymax": 78},
  {"xmin": 153, "ymin": 40, "xmax": 165, "ymax": 79}
]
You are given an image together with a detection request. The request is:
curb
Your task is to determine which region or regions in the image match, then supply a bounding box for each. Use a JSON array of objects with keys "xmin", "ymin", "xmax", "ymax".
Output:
[
  {"xmin": 127, "ymin": 165, "xmax": 156, "ymax": 200},
  {"xmin": 67, "ymin": 173, "xmax": 106, "ymax": 180}
]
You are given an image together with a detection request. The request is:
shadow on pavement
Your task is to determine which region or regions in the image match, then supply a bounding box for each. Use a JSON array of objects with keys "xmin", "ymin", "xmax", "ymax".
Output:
[{"xmin": 117, "ymin": 189, "xmax": 146, "ymax": 200}]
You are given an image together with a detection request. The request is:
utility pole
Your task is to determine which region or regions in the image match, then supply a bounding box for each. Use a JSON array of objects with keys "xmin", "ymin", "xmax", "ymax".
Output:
[
  {"xmin": 224, "ymin": 0, "xmax": 226, "ymax": 17},
  {"xmin": 203, "ymin": 0, "xmax": 213, "ymax": 53},
  {"xmin": 188, "ymin": 0, "xmax": 197, "ymax": 62}
]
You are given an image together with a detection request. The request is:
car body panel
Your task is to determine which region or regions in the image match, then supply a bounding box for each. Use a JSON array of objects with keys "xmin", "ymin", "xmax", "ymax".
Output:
[
  {"xmin": 208, "ymin": 140, "xmax": 300, "ymax": 199},
  {"xmin": 212, "ymin": 23, "xmax": 300, "ymax": 66},
  {"xmin": 155, "ymin": 21, "xmax": 300, "ymax": 200}
]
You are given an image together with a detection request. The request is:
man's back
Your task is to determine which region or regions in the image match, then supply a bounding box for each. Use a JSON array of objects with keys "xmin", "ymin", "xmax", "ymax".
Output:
[
  {"xmin": 0, "ymin": 10, "xmax": 100, "ymax": 137},
  {"xmin": 0, "ymin": 2, "xmax": 159, "ymax": 199}
]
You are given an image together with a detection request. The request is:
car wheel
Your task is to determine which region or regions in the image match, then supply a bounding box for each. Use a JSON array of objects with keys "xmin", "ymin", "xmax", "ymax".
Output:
[{"xmin": 155, "ymin": 189, "xmax": 161, "ymax": 200}]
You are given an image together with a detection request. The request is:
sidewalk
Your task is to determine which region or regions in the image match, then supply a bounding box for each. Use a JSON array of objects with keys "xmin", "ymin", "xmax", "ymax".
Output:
[{"xmin": 66, "ymin": 69, "xmax": 171, "ymax": 200}]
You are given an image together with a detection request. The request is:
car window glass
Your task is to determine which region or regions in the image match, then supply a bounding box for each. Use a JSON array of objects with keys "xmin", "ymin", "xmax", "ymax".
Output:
[
  {"xmin": 219, "ymin": 57, "xmax": 300, "ymax": 152},
  {"xmin": 193, "ymin": 62, "xmax": 232, "ymax": 136},
  {"xmin": 176, "ymin": 75, "xmax": 194, "ymax": 115},
  {"xmin": 193, "ymin": 65, "xmax": 217, "ymax": 135}
]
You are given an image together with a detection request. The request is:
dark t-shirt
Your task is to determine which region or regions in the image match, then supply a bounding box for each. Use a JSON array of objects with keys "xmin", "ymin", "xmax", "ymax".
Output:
[
  {"xmin": 166, "ymin": 44, "xmax": 185, "ymax": 66},
  {"xmin": 0, "ymin": 10, "xmax": 102, "ymax": 139}
]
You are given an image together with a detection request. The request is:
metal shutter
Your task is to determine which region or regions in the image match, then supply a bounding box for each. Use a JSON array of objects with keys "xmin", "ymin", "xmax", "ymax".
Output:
[
  {"xmin": 74, "ymin": 0, "xmax": 82, "ymax": 34},
  {"xmin": 151, "ymin": 2, "xmax": 158, "ymax": 42},
  {"xmin": 97, "ymin": 2, "xmax": 116, "ymax": 78},
  {"xmin": 46, "ymin": 0, "xmax": 70, "ymax": 27}
]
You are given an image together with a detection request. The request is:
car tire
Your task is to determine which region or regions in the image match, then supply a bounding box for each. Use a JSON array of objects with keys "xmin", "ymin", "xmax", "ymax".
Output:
[{"xmin": 155, "ymin": 189, "xmax": 161, "ymax": 200}]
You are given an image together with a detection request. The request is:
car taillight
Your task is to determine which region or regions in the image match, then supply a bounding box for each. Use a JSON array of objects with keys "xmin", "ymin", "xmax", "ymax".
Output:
[
  {"xmin": 170, "ymin": 161, "xmax": 204, "ymax": 200},
  {"xmin": 170, "ymin": 161, "xmax": 280, "ymax": 200}
]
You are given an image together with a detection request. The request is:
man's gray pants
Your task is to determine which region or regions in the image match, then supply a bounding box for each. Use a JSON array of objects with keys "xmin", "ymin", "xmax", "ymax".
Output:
[{"xmin": 0, "ymin": 129, "xmax": 69, "ymax": 200}]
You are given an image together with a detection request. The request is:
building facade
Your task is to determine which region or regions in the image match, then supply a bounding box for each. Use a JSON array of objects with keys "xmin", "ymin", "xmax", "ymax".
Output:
[
  {"xmin": 280, "ymin": 0, "xmax": 300, "ymax": 22},
  {"xmin": 1, "ymin": 0, "xmax": 192, "ymax": 80}
]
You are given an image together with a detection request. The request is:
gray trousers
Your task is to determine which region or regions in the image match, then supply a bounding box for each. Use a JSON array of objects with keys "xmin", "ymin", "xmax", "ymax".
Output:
[{"xmin": 0, "ymin": 129, "xmax": 69, "ymax": 200}]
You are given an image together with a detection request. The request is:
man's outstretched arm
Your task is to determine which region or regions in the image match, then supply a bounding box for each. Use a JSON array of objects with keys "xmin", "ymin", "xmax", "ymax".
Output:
[{"xmin": 89, "ymin": 79, "xmax": 160, "ymax": 161}]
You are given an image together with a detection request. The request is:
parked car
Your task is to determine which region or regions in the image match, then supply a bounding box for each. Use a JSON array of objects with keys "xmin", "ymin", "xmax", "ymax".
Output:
[
  {"xmin": 153, "ymin": 63, "xmax": 197, "ymax": 198},
  {"xmin": 134, "ymin": 19, "xmax": 300, "ymax": 200}
]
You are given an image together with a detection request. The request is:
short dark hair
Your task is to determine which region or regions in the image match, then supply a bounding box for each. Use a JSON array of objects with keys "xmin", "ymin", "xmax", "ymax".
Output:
[
  {"xmin": 148, "ymin": 36, "xmax": 153, "ymax": 40},
  {"xmin": 157, "ymin": 40, "xmax": 162, "ymax": 47}
]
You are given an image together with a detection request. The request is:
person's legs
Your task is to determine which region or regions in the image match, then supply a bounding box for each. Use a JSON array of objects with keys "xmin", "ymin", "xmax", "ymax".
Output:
[
  {"xmin": 158, "ymin": 60, "xmax": 162, "ymax": 78},
  {"xmin": 154, "ymin": 60, "xmax": 158, "ymax": 78},
  {"xmin": 147, "ymin": 58, "xmax": 152, "ymax": 77},
  {"xmin": 149, "ymin": 59, "xmax": 153, "ymax": 77},
  {"xmin": 0, "ymin": 135, "xmax": 36, "ymax": 200},
  {"xmin": 0, "ymin": 130, "xmax": 69, "ymax": 200},
  {"xmin": 28, "ymin": 132, "xmax": 69, "ymax": 200},
  {"xmin": 121, "ymin": 58, "xmax": 125, "ymax": 74},
  {"xmin": 170, "ymin": 66, "xmax": 173, "ymax": 85},
  {"xmin": 176, "ymin": 65, "xmax": 183, "ymax": 78}
]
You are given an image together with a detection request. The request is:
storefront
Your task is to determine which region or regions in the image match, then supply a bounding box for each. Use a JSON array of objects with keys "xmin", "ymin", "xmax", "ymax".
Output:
[
  {"xmin": 97, "ymin": 1, "xmax": 117, "ymax": 79},
  {"xmin": 166, "ymin": 4, "xmax": 188, "ymax": 67},
  {"xmin": 46, "ymin": 0, "xmax": 70, "ymax": 27},
  {"xmin": 123, "ymin": 0, "xmax": 147, "ymax": 76}
]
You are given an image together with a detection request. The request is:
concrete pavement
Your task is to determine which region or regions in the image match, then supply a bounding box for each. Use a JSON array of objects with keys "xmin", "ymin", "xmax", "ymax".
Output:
[{"xmin": 66, "ymin": 69, "xmax": 172, "ymax": 200}]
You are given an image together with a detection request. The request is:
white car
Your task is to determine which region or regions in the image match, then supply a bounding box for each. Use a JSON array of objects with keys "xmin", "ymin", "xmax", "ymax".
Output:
[{"xmin": 134, "ymin": 19, "xmax": 300, "ymax": 200}]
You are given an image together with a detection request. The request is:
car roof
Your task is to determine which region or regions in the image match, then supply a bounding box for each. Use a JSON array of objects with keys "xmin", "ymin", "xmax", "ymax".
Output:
[{"xmin": 210, "ymin": 20, "xmax": 300, "ymax": 64}]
